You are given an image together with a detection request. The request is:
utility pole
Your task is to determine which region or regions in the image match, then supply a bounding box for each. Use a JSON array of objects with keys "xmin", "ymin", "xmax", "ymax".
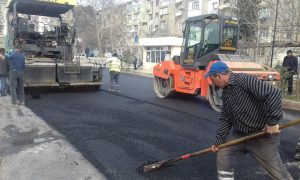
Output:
[{"xmin": 270, "ymin": 0, "xmax": 279, "ymax": 68}]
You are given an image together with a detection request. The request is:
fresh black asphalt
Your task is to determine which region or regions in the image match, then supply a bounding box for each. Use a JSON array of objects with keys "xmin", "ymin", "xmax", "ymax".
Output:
[{"xmin": 25, "ymin": 70, "xmax": 300, "ymax": 180}]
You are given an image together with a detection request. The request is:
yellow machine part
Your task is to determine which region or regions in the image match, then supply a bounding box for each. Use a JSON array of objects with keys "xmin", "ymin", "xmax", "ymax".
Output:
[{"xmin": 7, "ymin": 0, "xmax": 77, "ymax": 7}]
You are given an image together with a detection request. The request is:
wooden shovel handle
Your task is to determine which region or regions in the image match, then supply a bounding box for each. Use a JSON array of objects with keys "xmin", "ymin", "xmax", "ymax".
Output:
[
  {"xmin": 143, "ymin": 119, "xmax": 300, "ymax": 172},
  {"xmin": 190, "ymin": 119, "xmax": 300, "ymax": 157},
  {"xmin": 220, "ymin": 119, "xmax": 300, "ymax": 149}
]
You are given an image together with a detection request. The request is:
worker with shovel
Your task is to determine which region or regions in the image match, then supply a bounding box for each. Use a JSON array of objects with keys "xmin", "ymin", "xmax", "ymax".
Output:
[{"xmin": 206, "ymin": 61, "xmax": 293, "ymax": 180}]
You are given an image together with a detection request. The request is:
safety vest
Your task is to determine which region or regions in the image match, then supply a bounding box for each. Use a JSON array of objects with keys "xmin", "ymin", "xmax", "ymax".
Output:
[{"xmin": 108, "ymin": 57, "xmax": 121, "ymax": 72}]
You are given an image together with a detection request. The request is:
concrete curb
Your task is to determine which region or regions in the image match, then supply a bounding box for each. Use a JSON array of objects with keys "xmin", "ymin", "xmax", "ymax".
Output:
[
  {"xmin": 121, "ymin": 70, "xmax": 153, "ymax": 78},
  {"xmin": 282, "ymin": 100, "xmax": 300, "ymax": 111},
  {"xmin": 121, "ymin": 70, "xmax": 300, "ymax": 112}
]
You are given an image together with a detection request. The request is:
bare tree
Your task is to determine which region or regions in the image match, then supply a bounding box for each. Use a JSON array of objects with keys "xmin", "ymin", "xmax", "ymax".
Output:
[
  {"xmin": 74, "ymin": 5, "xmax": 98, "ymax": 50},
  {"xmin": 77, "ymin": 0, "xmax": 113, "ymax": 56},
  {"xmin": 262, "ymin": 0, "xmax": 300, "ymax": 43},
  {"xmin": 226, "ymin": 0, "xmax": 262, "ymax": 61},
  {"xmin": 226, "ymin": 0, "xmax": 300, "ymax": 64},
  {"xmin": 76, "ymin": 0, "xmax": 126, "ymax": 56}
]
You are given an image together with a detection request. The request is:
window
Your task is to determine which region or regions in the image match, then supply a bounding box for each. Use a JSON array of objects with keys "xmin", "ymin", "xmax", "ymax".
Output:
[
  {"xmin": 127, "ymin": 14, "xmax": 132, "ymax": 21},
  {"xmin": 160, "ymin": 0, "xmax": 169, "ymax": 7},
  {"xmin": 160, "ymin": 7, "xmax": 169, "ymax": 15},
  {"xmin": 178, "ymin": 22, "xmax": 182, "ymax": 30},
  {"xmin": 156, "ymin": 0, "xmax": 159, "ymax": 6},
  {"xmin": 184, "ymin": 18, "xmax": 223, "ymax": 61},
  {"xmin": 287, "ymin": 29, "xmax": 292, "ymax": 39},
  {"xmin": 191, "ymin": 1, "xmax": 199, "ymax": 10},
  {"xmin": 155, "ymin": 12, "xmax": 159, "ymax": 18},
  {"xmin": 134, "ymin": 25, "xmax": 139, "ymax": 32},
  {"xmin": 160, "ymin": 21, "xmax": 166, "ymax": 29},
  {"xmin": 185, "ymin": 20, "xmax": 203, "ymax": 60},
  {"xmin": 133, "ymin": 2, "xmax": 140, "ymax": 13},
  {"xmin": 146, "ymin": 46, "xmax": 169, "ymax": 63},
  {"xmin": 0, "ymin": 25, "xmax": 3, "ymax": 34},
  {"xmin": 257, "ymin": 47, "xmax": 265, "ymax": 56},
  {"xmin": 149, "ymin": 14, "xmax": 153, "ymax": 20},
  {"xmin": 204, "ymin": 19, "xmax": 220, "ymax": 45},
  {"xmin": 222, "ymin": 20, "xmax": 238, "ymax": 49},
  {"xmin": 133, "ymin": 13, "xmax": 139, "ymax": 20},
  {"xmin": 260, "ymin": 28, "xmax": 269, "ymax": 38},
  {"xmin": 258, "ymin": 7, "xmax": 270, "ymax": 18},
  {"xmin": 187, "ymin": 21, "xmax": 202, "ymax": 47},
  {"xmin": 212, "ymin": 2, "xmax": 218, "ymax": 10},
  {"xmin": 176, "ymin": 9, "xmax": 183, "ymax": 17},
  {"xmin": 127, "ymin": 2, "xmax": 132, "ymax": 11},
  {"xmin": 127, "ymin": 26, "xmax": 131, "ymax": 32}
]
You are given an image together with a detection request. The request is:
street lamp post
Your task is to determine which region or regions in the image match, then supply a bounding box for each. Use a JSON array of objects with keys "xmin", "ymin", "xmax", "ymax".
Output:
[{"xmin": 270, "ymin": 0, "xmax": 279, "ymax": 68}]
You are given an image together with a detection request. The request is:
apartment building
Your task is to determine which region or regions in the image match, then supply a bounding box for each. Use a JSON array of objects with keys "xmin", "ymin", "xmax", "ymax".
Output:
[
  {"xmin": 248, "ymin": 0, "xmax": 300, "ymax": 66},
  {"xmin": 142, "ymin": 0, "xmax": 187, "ymax": 70},
  {"xmin": 123, "ymin": 0, "xmax": 225, "ymax": 70},
  {"xmin": 0, "ymin": 0, "xmax": 6, "ymax": 48}
]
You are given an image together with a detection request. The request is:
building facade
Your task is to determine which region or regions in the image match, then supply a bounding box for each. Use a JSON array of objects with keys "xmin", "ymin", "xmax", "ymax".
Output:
[
  {"xmin": 256, "ymin": 0, "xmax": 300, "ymax": 66},
  {"xmin": 125, "ymin": 0, "xmax": 222, "ymax": 70},
  {"xmin": 124, "ymin": 0, "xmax": 300, "ymax": 71},
  {"xmin": 0, "ymin": 0, "xmax": 7, "ymax": 48},
  {"xmin": 217, "ymin": 0, "xmax": 300, "ymax": 66}
]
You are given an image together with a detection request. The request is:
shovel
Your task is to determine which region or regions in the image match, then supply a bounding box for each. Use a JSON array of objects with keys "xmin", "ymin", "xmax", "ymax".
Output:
[{"xmin": 143, "ymin": 119, "xmax": 300, "ymax": 172}]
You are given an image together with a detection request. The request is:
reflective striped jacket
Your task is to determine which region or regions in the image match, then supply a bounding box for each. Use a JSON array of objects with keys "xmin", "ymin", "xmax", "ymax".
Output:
[{"xmin": 108, "ymin": 57, "xmax": 121, "ymax": 72}]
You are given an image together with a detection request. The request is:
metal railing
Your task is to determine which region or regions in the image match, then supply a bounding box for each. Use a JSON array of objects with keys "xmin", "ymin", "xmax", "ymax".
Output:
[{"xmin": 277, "ymin": 67, "xmax": 300, "ymax": 101}]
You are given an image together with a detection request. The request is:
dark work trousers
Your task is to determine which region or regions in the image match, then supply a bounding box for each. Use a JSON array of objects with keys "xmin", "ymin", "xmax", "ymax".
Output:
[
  {"xmin": 286, "ymin": 73, "xmax": 294, "ymax": 95},
  {"xmin": 217, "ymin": 133, "xmax": 293, "ymax": 180},
  {"xmin": 0, "ymin": 75, "xmax": 7, "ymax": 95},
  {"xmin": 296, "ymin": 137, "xmax": 300, "ymax": 160},
  {"xmin": 9, "ymin": 69, "xmax": 25, "ymax": 105},
  {"xmin": 109, "ymin": 70, "xmax": 120, "ymax": 91}
]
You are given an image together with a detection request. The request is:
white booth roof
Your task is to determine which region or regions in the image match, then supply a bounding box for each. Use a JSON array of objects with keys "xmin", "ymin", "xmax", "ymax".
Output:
[{"xmin": 139, "ymin": 37, "xmax": 183, "ymax": 46}]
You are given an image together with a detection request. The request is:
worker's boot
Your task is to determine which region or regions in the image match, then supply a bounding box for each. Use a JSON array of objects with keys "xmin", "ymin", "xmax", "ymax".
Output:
[
  {"xmin": 295, "ymin": 153, "xmax": 300, "ymax": 161},
  {"xmin": 116, "ymin": 85, "xmax": 120, "ymax": 93},
  {"xmin": 109, "ymin": 85, "xmax": 115, "ymax": 92},
  {"xmin": 296, "ymin": 139, "xmax": 300, "ymax": 161}
]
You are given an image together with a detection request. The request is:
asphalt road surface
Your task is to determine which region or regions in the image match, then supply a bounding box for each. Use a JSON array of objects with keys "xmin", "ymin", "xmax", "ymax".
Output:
[{"xmin": 23, "ymin": 70, "xmax": 300, "ymax": 180}]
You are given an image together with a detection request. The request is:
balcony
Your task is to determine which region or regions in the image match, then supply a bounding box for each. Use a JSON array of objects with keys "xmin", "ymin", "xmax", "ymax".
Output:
[
  {"xmin": 160, "ymin": 1, "xmax": 169, "ymax": 7},
  {"xmin": 159, "ymin": 8, "xmax": 169, "ymax": 16},
  {"xmin": 159, "ymin": 11, "xmax": 168, "ymax": 16},
  {"xmin": 175, "ymin": 0, "xmax": 182, "ymax": 4},
  {"xmin": 175, "ymin": 11, "xmax": 182, "ymax": 17},
  {"xmin": 218, "ymin": 3, "xmax": 230, "ymax": 10}
]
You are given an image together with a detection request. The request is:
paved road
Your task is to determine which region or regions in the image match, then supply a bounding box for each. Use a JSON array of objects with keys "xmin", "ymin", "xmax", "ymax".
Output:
[{"xmin": 20, "ymin": 70, "xmax": 300, "ymax": 180}]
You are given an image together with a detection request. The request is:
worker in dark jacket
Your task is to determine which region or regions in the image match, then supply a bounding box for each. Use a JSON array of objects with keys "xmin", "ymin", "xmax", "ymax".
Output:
[
  {"xmin": 7, "ymin": 46, "xmax": 26, "ymax": 107},
  {"xmin": 0, "ymin": 48, "xmax": 8, "ymax": 96},
  {"xmin": 296, "ymin": 138, "xmax": 300, "ymax": 161},
  {"xmin": 207, "ymin": 61, "xmax": 292, "ymax": 180},
  {"xmin": 282, "ymin": 50, "xmax": 298, "ymax": 95}
]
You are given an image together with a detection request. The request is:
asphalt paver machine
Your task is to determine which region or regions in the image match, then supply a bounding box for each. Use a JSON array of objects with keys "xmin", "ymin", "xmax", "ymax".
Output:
[{"xmin": 6, "ymin": 0, "xmax": 102, "ymax": 95}]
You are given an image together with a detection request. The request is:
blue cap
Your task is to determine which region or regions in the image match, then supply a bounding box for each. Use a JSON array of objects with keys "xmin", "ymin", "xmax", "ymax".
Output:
[{"xmin": 205, "ymin": 61, "xmax": 229, "ymax": 78}]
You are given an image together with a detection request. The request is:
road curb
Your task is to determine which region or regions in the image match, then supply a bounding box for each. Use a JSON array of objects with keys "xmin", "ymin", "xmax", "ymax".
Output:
[
  {"xmin": 121, "ymin": 70, "xmax": 300, "ymax": 112},
  {"xmin": 121, "ymin": 70, "xmax": 153, "ymax": 78},
  {"xmin": 282, "ymin": 100, "xmax": 300, "ymax": 111}
]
